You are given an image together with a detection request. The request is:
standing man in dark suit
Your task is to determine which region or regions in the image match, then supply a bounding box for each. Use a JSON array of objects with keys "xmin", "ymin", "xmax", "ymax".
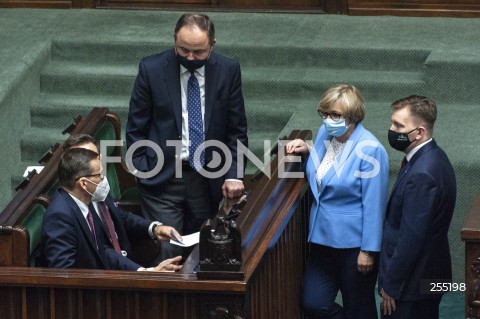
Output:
[
  {"xmin": 378, "ymin": 95, "xmax": 456, "ymax": 319},
  {"xmin": 126, "ymin": 13, "xmax": 248, "ymax": 261},
  {"xmin": 39, "ymin": 147, "xmax": 182, "ymax": 271}
]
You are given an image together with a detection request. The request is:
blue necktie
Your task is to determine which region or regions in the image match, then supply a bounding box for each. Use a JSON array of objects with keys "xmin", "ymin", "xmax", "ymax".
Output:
[{"xmin": 187, "ymin": 70, "xmax": 205, "ymax": 171}]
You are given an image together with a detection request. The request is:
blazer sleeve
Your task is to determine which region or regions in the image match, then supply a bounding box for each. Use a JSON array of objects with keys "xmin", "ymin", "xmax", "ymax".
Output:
[
  {"xmin": 126, "ymin": 59, "xmax": 153, "ymax": 173},
  {"xmin": 41, "ymin": 208, "xmax": 79, "ymax": 268},
  {"xmin": 106, "ymin": 196, "xmax": 152, "ymax": 239},
  {"xmin": 225, "ymin": 62, "xmax": 248, "ymax": 180},
  {"xmin": 102, "ymin": 245, "xmax": 142, "ymax": 271},
  {"xmin": 359, "ymin": 142, "xmax": 389, "ymax": 252}
]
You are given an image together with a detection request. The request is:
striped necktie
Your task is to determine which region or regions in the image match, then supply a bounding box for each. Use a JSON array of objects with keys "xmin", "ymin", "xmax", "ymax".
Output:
[
  {"xmin": 97, "ymin": 202, "xmax": 122, "ymax": 255},
  {"xmin": 86, "ymin": 210, "xmax": 98, "ymax": 249}
]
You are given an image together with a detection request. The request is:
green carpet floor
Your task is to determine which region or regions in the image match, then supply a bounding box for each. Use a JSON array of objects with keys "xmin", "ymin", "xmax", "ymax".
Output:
[{"xmin": 1, "ymin": 9, "xmax": 480, "ymax": 317}]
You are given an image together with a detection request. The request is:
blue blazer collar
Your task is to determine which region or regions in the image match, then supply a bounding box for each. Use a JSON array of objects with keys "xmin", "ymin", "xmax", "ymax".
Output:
[{"xmin": 310, "ymin": 123, "xmax": 366, "ymax": 196}]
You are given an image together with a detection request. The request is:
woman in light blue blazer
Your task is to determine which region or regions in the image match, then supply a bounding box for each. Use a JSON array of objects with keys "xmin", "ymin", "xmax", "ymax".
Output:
[{"xmin": 287, "ymin": 84, "xmax": 389, "ymax": 319}]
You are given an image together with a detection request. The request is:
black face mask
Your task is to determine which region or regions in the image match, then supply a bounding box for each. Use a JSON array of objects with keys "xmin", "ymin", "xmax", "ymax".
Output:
[
  {"xmin": 388, "ymin": 128, "xmax": 417, "ymax": 151},
  {"xmin": 176, "ymin": 54, "xmax": 208, "ymax": 72}
]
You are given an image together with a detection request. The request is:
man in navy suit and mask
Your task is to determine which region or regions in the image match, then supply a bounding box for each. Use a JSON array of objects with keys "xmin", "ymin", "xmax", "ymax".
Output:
[
  {"xmin": 39, "ymin": 147, "xmax": 182, "ymax": 271},
  {"xmin": 378, "ymin": 95, "xmax": 456, "ymax": 319},
  {"xmin": 126, "ymin": 13, "xmax": 248, "ymax": 261}
]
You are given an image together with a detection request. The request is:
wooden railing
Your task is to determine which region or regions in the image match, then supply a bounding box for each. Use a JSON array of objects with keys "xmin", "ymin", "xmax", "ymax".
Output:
[
  {"xmin": 462, "ymin": 192, "xmax": 480, "ymax": 319},
  {"xmin": 0, "ymin": 107, "xmax": 312, "ymax": 318}
]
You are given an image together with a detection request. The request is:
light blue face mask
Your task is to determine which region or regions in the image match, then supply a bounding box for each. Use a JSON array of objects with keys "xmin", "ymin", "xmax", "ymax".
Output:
[{"xmin": 324, "ymin": 118, "xmax": 350, "ymax": 137}]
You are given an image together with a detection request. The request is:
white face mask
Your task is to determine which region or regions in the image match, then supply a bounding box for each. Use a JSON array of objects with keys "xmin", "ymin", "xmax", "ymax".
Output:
[{"xmin": 85, "ymin": 177, "xmax": 110, "ymax": 202}]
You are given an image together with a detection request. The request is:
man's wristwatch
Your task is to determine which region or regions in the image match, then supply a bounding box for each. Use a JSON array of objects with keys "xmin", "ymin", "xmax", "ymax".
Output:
[{"xmin": 151, "ymin": 222, "xmax": 162, "ymax": 239}]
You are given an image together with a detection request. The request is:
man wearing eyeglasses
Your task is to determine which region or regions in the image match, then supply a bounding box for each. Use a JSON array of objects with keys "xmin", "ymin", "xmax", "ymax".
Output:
[
  {"xmin": 61, "ymin": 134, "xmax": 182, "ymax": 263},
  {"xmin": 38, "ymin": 147, "xmax": 182, "ymax": 271}
]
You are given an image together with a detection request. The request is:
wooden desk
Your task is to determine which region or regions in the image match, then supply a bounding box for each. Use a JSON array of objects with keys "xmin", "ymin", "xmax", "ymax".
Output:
[{"xmin": 462, "ymin": 192, "xmax": 480, "ymax": 319}]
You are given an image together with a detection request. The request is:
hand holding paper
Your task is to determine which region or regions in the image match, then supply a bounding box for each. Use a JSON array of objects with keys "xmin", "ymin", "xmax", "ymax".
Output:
[{"xmin": 170, "ymin": 232, "xmax": 200, "ymax": 247}]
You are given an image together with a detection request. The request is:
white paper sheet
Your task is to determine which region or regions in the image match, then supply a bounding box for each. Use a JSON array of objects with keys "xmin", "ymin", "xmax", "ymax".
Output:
[
  {"xmin": 23, "ymin": 166, "xmax": 44, "ymax": 177},
  {"xmin": 170, "ymin": 232, "xmax": 200, "ymax": 247}
]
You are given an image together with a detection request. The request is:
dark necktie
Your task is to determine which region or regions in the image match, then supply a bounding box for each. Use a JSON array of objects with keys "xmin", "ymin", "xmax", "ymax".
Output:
[
  {"xmin": 187, "ymin": 70, "xmax": 205, "ymax": 171},
  {"xmin": 86, "ymin": 210, "xmax": 98, "ymax": 249},
  {"xmin": 97, "ymin": 202, "xmax": 122, "ymax": 255},
  {"xmin": 401, "ymin": 157, "xmax": 408, "ymax": 170}
]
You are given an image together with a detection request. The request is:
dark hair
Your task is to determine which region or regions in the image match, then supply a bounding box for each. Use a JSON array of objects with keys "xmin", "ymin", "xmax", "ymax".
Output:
[
  {"xmin": 58, "ymin": 148, "xmax": 99, "ymax": 190},
  {"xmin": 62, "ymin": 134, "xmax": 98, "ymax": 152},
  {"xmin": 391, "ymin": 95, "xmax": 437, "ymax": 130},
  {"xmin": 174, "ymin": 13, "xmax": 215, "ymax": 45}
]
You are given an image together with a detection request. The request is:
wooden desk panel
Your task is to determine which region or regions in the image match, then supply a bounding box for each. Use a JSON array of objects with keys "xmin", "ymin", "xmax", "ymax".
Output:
[{"xmin": 461, "ymin": 192, "xmax": 480, "ymax": 318}]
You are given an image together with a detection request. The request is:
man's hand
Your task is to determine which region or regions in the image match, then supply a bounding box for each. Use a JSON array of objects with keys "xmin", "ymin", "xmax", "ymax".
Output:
[
  {"xmin": 357, "ymin": 250, "xmax": 374, "ymax": 274},
  {"xmin": 285, "ymin": 139, "xmax": 310, "ymax": 154},
  {"xmin": 153, "ymin": 256, "xmax": 182, "ymax": 272},
  {"xmin": 222, "ymin": 194, "xmax": 247, "ymax": 215},
  {"xmin": 222, "ymin": 180, "xmax": 244, "ymax": 199},
  {"xmin": 154, "ymin": 225, "xmax": 183, "ymax": 242},
  {"xmin": 380, "ymin": 288, "xmax": 396, "ymax": 316}
]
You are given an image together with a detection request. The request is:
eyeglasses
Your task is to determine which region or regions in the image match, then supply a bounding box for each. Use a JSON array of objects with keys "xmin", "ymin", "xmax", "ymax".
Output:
[
  {"xmin": 75, "ymin": 173, "xmax": 104, "ymax": 181},
  {"xmin": 318, "ymin": 110, "xmax": 343, "ymax": 121}
]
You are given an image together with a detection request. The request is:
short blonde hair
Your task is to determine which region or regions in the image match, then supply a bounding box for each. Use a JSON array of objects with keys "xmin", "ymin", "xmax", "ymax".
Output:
[{"xmin": 318, "ymin": 84, "xmax": 365, "ymax": 124}]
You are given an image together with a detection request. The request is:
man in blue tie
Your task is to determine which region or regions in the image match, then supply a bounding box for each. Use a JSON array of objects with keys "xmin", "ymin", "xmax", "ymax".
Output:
[
  {"xmin": 126, "ymin": 13, "xmax": 248, "ymax": 261},
  {"xmin": 378, "ymin": 96, "xmax": 457, "ymax": 319}
]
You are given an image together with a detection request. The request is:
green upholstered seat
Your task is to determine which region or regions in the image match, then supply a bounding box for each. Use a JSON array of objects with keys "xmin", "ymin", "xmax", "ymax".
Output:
[{"xmin": 20, "ymin": 203, "xmax": 47, "ymax": 267}]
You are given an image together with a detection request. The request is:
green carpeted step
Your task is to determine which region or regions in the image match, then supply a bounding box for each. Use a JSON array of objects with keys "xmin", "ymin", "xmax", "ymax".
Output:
[
  {"xmin": 40, "ymin": 57, "xmax": 425, "ymax": 103},
  {"xmin": 20, "ymin": 127, "xmax": 66, "ymax": 163},
  {"xmin": 224, "ymin": 46, "xmax": 430, "ymax": 72},
  {"xmin": 50, "ymin": 39, "xmax": 430, "ymax": 72},
  {"xmin": 40, "ymin": 61, "xmax": 137, "ymax": 96},
  {"xmin": 31, "ymin": 93, "xmax": 130, "ymax": 129},
  {"xmin": 243, "ymin": 67, "xmax": 425, "ymax": 102},
  {"xmin": 51, "ymin": 40, "xmax": 171, "ymax": 66}
]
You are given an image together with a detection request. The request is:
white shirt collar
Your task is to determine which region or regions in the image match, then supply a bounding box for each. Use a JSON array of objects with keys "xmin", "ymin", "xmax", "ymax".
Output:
[
  {"xmin": 68, "ymin": 192, "xmax": 89, "ymax": 218},
  {"xmin": 406, "ymin": 138, "xmax": 433, "ymax": 162},
  {"xmin": 179, "ymin": 65, "xmax": 205, "ymax": 77}
]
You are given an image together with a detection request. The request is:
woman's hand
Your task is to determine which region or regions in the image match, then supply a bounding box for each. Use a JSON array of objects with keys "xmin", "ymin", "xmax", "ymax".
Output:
[{"xmin": 285, "ymin": 139, "xmax": 310, "ymax": 154}]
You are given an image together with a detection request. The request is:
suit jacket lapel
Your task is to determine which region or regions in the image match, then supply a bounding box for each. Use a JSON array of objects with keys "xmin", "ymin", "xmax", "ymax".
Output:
[
  {"xmin": 317, "ymin": 123, "xmax": 365, "ymax": 193},
  {"xmin": 204, "ymin": 53, "xmax": 218, "ymax": 134},
  {"xmin": 308, "ymin": 133, "xmax": 329, "ymax": 197},
  {"xmin": 164, "ymin": 51, "xmax": 182, "ymax": 136},
  {"xmin": 58, "ymin": 189, "xmax": 106, "ymax": 264},
  {"xmin": 387, "ymin": 139, "xmax": 438, "ymax": 210}
]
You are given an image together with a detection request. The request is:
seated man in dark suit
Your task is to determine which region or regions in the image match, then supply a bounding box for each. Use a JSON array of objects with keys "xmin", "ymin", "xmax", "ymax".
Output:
[
  {"xmin": 38, "ymin": 147, "xmax": 182, "ymax": 271},
  {"xmin": 62, "ymin": 134, "xmax": 183, "ymax": 261}
]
